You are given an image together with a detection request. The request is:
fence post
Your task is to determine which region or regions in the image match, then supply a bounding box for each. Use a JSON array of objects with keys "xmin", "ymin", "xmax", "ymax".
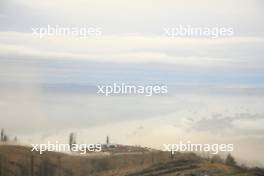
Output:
[
  {"xmin": 30, "ymin": 155, "xmax": 34, "ymax": 176},
  {"xmin": 0, "ymin": 155, "xmax": 2, "ymax": 176},
  {"xmin": 58, "ymin": 156, "xmax": 61, "ymax": 176}
]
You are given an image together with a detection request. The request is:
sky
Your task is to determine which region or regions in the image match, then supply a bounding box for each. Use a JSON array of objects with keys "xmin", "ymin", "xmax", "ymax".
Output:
[
  {"xmin": 0, "ymin": 0, "xmax": 264, "ymax": 166},
  {"xmin": 0, "ymin": 0, "xmax": 264, "ymax": 67}
]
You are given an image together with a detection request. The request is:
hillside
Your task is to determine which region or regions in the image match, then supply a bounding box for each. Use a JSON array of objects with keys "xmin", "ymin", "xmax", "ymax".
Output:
[{"xmin": 0, "ymin": 145, "xmax": 263, "ymax": 176}]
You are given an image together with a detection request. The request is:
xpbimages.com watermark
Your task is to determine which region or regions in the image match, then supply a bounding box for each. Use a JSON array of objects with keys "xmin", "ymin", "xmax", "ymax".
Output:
[
  {"xmin": 31, "ymin": 25, "xmax": 102, "ymax": 38},
  {"xmin": 163, "ymin": 141, "xmax": 234, "ymax": 155},
  {"xmin": 31, "ymin": 141, "xmax": 102, "ymax": 154},
  {"xmin": 164, "ymin": 25, "xmax": 234, "ymax": 38},
  {"xmin": 97, "ymin": 83, "xmax": 168, "ymax": 96}
]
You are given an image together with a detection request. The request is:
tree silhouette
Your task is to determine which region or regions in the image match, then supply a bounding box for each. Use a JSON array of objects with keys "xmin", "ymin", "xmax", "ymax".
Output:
[
  {"xmin": 0, "ymin": 129, "xmax": 4, "ymax": 142},
  {"xmin": 225, "ymin": 153, "xmax": 236, "ymax": 166},
  {"xmin": 69, "ymin": 133, "xmax": 76, "ymax": 151}
]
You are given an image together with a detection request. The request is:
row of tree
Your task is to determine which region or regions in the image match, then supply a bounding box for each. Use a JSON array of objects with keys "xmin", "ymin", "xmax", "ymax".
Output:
[
  {"xmin": 0, "ymin": 129, "xmax": 8, "ymax": 142},
  {"xmin": 0, "ymin": 129, "xmax": 17, "ymax": 142},
  {"xmin": 211, "ymin": 153, "xmax": 236, "ymax": 166}
]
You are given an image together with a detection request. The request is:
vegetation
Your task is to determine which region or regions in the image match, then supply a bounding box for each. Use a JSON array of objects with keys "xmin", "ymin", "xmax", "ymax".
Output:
[
  {"xmin": 225, "ymin": 153, "xmax": 236, "ymax": 166},
  {"xmin": 0, "ymin": 145, "xmax": 263, "ymax": 176}
]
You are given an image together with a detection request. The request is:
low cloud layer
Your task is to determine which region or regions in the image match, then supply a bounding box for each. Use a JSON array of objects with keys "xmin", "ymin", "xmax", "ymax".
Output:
[{"xmin": 0, "ymin": 32, "xmax": 264, "ymax": 68}]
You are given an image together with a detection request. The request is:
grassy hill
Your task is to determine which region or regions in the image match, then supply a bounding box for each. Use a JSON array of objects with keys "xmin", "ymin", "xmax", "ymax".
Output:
[{"xmin": 0, "ymin": 145, "xmax": 263, "ymax": 176}]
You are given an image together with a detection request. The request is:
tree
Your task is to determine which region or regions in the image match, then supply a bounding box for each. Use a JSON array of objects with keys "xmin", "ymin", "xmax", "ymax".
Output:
[
  {"xmin": 106, "ymin": 136, "xmax": 109, "ymax": 145},
  {"xmin": 13, "ymin": 136, "xmax": 18, "ymax": 142},
  {"xmin": 0, "ymin": 129, "xmax": 4, "ymax": 142},
  {"xmin": 0, "ymin": 129, "xmax": 8, "ymax": 142},
  {"xmin": 69, "ymin": 132, "xmax": 76, "ymax": 151},
  {"xmin": 225, "ymin": 153, "xmax": 236, "ymax": 166},
  {"xmin": 211, "ymin": 155, "xmax": 223, "ymax": 163},
  {"xmin": 3, "ymin": 135, "xmax": 8, "ymax": 142}
]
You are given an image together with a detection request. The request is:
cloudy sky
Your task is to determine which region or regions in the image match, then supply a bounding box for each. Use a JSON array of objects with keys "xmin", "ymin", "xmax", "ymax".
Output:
[
  {"xmin": 0, "ymin": 0, "xmax": 264, "ymax": 166},
  {"xmin": 0, "ymin": 0, "xmax": 264, "ymax": 66}
]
